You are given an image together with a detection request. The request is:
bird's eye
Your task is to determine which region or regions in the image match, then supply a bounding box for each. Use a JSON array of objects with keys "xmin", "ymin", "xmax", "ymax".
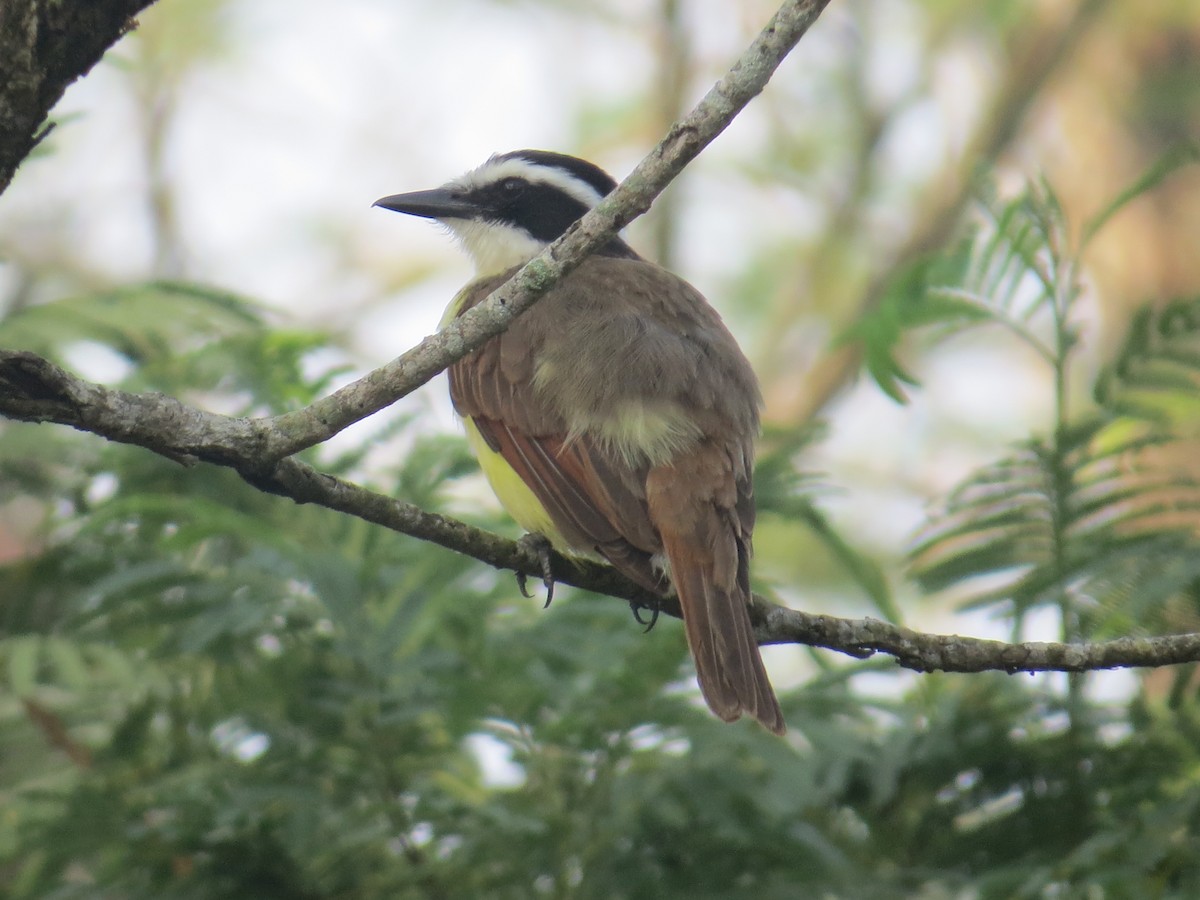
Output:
[{"xmin": 501, "ymin": 178, "xmax": 523, "ymax": 194}]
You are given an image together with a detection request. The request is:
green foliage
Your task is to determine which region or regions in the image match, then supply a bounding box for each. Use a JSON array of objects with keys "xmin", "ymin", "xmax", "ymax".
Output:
[
  {"xmin": 755, "ymin": 424, "xmax": 899, "ymax": 622},
  {"xmin": 842, "ymin": 235, "xmax": 981, "ymax": 403},
  {"xmin": 908, "ymin": 177, "xmax": 1200, "ymax": 646},
  {"xmin": 1080, "ymin": 143, "xmax": 1200, "ymax": 250},
  {"xmin": 1096, "ymin": 297, "xmax": 1200, "ymax": 428}
]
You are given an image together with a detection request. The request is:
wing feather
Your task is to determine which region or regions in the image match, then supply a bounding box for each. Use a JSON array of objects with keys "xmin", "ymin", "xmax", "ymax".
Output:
[{"xmin": 447, "ymin": 267, "xmax": 666, "ymax": 590}]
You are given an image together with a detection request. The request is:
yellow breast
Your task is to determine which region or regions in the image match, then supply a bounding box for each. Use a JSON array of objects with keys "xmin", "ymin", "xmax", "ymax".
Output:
[
  {"xmin": 463, "ymin": 418, "xmax": 571, "ymax": 550},
  {"xmin": 444, "ymin": 283, "xmax": 567, "ymax": 546}
]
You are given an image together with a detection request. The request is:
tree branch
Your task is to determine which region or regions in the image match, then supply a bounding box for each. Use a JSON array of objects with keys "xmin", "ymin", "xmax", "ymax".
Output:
[
  {"xmin": 4, "ymin": 347, "xmax": 1200, "ymax": 677},
  {"xmin": 0, "ymin": 0, "xmax": 160, "ymax": 197}
]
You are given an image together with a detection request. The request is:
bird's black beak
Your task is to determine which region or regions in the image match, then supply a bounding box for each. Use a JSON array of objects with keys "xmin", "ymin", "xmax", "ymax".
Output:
[{"xmin": 373, "ymin": 188, "xmax": 478, "ymax": 220}]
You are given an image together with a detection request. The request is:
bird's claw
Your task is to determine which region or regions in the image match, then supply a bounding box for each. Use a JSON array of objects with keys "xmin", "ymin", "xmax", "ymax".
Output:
[
  {"xmin": 630, "ymin": 599, "xmax": 661, "ymax": 633},
  {"xmin": 516, "ymin": 532, "xmax": 556, "ymax": 608},
  {"xmin": 515, "ymin": 570, "xmax": 534, "ymax": 600}
]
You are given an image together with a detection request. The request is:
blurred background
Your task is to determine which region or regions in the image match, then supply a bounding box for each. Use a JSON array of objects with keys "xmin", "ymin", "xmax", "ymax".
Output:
[{"xmin": 2, "ymin": 0, "xmax": 1200, "ymax": 896}]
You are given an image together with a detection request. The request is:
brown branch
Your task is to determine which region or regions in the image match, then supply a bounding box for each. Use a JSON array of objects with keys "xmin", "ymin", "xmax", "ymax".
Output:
[
  {"xmin": 757, "ymin": 605, "xmax": 1200, "ymax": 674},
  {"xmin": 5, "ymin": 347, "xmax": 1200, "ymax": 676},
  {"xmin": 0, "ymin": 0, "xmax": 160, "ymax": 197},
  {"xmin": 23, "ymin": 698, "xmax": 92, "ymax": 768}
]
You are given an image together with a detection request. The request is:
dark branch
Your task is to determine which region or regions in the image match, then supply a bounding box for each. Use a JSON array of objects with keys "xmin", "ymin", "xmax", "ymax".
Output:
[{"xmin": 0, "ymin": 0, "xmax": 159, "ymax": 196}]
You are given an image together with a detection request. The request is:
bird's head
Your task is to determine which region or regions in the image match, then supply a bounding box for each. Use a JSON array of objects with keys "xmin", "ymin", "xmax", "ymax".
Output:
[{"xmin": 374, "ymin": 150, "xmax": 637, "ymax": 276}]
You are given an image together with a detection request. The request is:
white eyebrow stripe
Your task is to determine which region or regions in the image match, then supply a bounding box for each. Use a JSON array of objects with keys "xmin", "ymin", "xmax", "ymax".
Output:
[{"xmin": 448, "ymin": 156, "xmax": 606, "ymax": 210}]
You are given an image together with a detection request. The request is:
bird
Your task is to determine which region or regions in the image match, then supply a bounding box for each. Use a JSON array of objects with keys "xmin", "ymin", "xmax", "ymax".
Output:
[{"xmin": 374, "ymin": 150, "xmax": 785, "ymax": 734}]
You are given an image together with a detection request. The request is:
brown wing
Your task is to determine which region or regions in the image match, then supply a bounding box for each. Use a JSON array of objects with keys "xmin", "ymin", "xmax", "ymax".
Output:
[{"xmin": 448, "ymin": 269, "xmax": 667, "ymax": 593}]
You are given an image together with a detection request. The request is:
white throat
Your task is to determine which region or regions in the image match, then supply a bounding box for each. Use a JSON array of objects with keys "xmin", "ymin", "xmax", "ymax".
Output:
[{"xmin": 445, "ymin": 218, "xmax": 544, "ymax": 277}]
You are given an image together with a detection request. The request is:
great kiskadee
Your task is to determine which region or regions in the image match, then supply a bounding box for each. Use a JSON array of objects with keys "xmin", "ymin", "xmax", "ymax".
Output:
[{"xmin": 375, "ymin": 150, "xmax": 785, "ymax": 735}]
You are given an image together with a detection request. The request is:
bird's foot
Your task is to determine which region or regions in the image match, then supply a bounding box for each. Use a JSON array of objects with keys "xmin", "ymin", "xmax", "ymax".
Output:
[
  {"xmin": 515, "ymin": 532, "xmax": 556, "ymax": 608},
  {"xmin": 629, "ymin": 598, "xmax": 661, "ymax": 633}
]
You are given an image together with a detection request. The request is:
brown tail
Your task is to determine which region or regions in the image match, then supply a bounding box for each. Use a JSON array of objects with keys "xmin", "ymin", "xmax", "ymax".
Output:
[
  {"xmin": 664, "ymin": 533, "xmax": 785, "ymax": 734},
  {"xmin": 648, "ymin": 458, "xmax": 785, "ymax": 735}
]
